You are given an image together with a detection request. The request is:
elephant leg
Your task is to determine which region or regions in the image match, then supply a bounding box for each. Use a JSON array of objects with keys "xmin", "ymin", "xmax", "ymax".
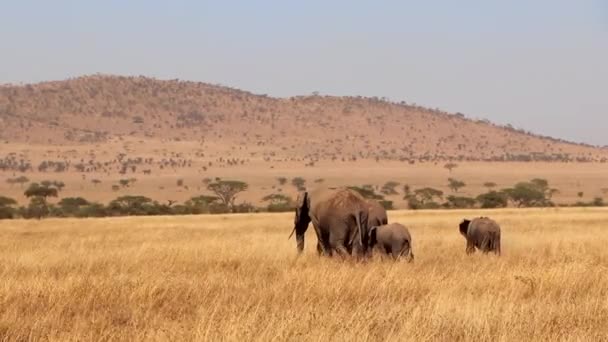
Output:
[
  {"xmin": 466, "ymin": 241, "xmax": 475, "ymax": 255},
  {"xmin": 312, "ymin": 221, "xmax": 331, "ymax": 256},
  {"xmin": 480, "ymin": 236, "xmax": 490, "ymax": 253},
  {"xmin": 494, "ymin": 236, "xmax": 501, "ymax": 256},
  {"xmin": 296, "ymin": 234, "xmax": 305, "ymax": 254},
  {"xmin": 391, "ymin": 241, "xmax": 402, "ymax": 260},
  {"xmin": 330, "ymin": 237, "xmax": 350, "ymax": 259}
]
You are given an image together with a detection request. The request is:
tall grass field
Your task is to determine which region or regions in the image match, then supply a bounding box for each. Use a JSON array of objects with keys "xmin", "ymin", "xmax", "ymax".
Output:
[{"xmin": 1, "ymin": 208, "xmax": 607, "ymax": 341}]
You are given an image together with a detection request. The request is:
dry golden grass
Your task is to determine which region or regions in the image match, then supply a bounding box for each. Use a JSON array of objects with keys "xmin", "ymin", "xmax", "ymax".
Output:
[{"xmin": 1, "ymin": 208, "xmax": 608, "ymax": 341}]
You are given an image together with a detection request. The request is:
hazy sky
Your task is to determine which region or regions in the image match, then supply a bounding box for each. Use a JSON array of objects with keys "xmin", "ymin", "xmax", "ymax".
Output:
[{"xmin": 1, "ymin": 1, "xmax": 607, "ymax": 145}]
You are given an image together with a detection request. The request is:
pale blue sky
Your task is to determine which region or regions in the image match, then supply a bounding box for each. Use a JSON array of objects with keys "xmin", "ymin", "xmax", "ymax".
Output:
[{"xmin": 1, "ymin": 1, "xmax": 607, "ymax": 145}]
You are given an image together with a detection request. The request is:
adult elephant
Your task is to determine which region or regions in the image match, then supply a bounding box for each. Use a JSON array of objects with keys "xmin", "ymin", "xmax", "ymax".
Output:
[
  {"xmin": 459, "ymin": 217, "xmax": 501, "ymax": 255},
  {"xmin": 290, "ymin": 187, "xmax": 369, "ymax": 258}
]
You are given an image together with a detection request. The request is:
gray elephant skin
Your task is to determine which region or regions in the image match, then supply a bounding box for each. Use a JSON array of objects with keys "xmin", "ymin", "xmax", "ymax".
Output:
[
  {"xmin": 366, "ymin": 199, "xmax": 388, "ymax": 227},
  {"xmin": 368, "ymin": 223, "xmax": 414, "ymax": 261},
  {"xmin": 459, "ymin": 217, "xmax": 501, "ymax": 255},
  {"xmin": 291, "ymin": 187, "xmax": 369, "ymax": 258}
]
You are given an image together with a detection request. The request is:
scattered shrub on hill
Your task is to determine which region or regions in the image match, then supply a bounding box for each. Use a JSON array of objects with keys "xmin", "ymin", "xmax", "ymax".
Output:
[
  {"xmin": 291, "ymin": 177, "xmax": 306, "ymax": 191},
  {"xmin": 444, "ymin": 163, "xmax": 458, "ymax": 173}
]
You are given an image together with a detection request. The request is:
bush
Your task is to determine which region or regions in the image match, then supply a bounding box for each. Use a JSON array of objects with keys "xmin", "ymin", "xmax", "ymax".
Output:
[
  {"xmin": 444, "ymin": 196, "xmax": 476, "ymax": 209},
  {"xmin": 503, "ymin": 181, "xmax": 552, "ymax": 207},
  {"xmin": 232, "ymin": 202, "xmax": 257, "ymax": 213},
  {"xmin": 476, "ymin": 191, "xmax": 509, "ymax": 208},
  {"xmin": 0, "ymin": 196, "xmax": 17, "ymax": 219}
]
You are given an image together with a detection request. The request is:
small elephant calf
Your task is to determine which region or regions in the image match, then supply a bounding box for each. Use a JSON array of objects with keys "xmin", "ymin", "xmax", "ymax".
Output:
[
  {"xmin": 459, "ymin": 217, "xmax": 501, "ymax": 255},
  {"xmin": 368, "ymin": 223, "xmax": 414, "ymax": 261}
]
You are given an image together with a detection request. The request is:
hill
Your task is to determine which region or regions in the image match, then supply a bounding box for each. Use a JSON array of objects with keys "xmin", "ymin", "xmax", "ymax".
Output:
[{"xmin": 1, "ymin": 74, "xmax": 606, "ymax": 163}]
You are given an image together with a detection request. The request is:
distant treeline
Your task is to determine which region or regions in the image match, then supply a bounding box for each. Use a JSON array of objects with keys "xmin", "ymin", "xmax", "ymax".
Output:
[{"xmin": 0, "ymin": 178, "xmax": 605, "ymax": 220}]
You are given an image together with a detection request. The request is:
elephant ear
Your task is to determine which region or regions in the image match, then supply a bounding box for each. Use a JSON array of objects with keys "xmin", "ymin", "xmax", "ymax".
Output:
[
  {"xmin": 294, "ymin": 192, "xmax": 310, "ymax": 223},
  {"xmin": 295, "ymin": 191, "xmax": 310, "ymax": 209},
  {"xmin": 459, "ymin": 219, "xmax": 471, "ymax": 235}
]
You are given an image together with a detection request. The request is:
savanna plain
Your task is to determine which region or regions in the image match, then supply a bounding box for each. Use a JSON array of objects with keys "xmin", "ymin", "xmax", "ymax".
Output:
[{"xmin": 1, "ymin": 208, "xmax": 608, "ymax": 341}]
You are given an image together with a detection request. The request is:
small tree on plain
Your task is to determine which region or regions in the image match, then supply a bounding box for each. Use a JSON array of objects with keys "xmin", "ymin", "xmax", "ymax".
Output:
[
  {"xmin": 448, "ymin": 178, "xmax": 466, "ymax": 193},
  {"xmin": 24, "ymin": 183, "xmax": 59, "ymax": 219},
  {"xmin": 381, "ymin": 181, "xmax": 400, "ymax": 195},
  {"xmin": 444, "ymin": 163, "xmax": 458, "ymax": 173},
  {"xmin": 207, "ymin": 180, "xmax": 249, "ymax": 212}
]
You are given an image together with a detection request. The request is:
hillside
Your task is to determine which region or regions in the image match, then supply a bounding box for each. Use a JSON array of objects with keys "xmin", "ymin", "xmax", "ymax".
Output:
[{"xmin": 1, "ymin": 74, "xmax": 606, "ymax": 163}]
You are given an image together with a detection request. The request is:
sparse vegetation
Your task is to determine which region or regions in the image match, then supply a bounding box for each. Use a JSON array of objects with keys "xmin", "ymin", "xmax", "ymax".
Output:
[
  {"xmin": 444, "ymin": 162, "xmax": 458, "ymax": 173},
  {"xmin": 291, "ymin": 177, "xmax": 306, "ymax": 191}
]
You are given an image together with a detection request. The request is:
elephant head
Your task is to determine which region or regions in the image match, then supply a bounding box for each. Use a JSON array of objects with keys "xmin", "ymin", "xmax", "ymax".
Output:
[
  {"xmin": 459, "ymin": 219, "xmax": 471, "ymax": 236},
  {"xmin": 289, "ymin": 191, "xmax": 311, "ymax": 254}
]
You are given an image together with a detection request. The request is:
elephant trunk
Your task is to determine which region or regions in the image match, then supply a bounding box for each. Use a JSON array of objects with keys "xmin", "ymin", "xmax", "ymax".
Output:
[{"xmin": 296, "ymin": 230, "xmax": 305, "ymax": 254}]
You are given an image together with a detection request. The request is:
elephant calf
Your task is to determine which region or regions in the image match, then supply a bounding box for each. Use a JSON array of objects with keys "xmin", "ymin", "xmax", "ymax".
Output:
[
  {"xmin": 368, "ymin": 223, "xmax": 414, "ymax": 261},
  {"xmin": 459, "ymin": 217, "xmax": 501, "ymax": 255}
]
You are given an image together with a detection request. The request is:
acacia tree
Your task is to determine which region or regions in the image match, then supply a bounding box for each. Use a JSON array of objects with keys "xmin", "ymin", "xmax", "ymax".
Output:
[
  {"xmin": 405, "ymin": 187, "xmax": 444, "ymax": 209},
  {"xmin": 444, "ymin": 163, "xmax": 458, "ymax": 173},
  {"xmin": 207, "ymin": 180, "xmax": 249, "ymax": 212},
  {"xmin": 41, "ymin": 180, "xmax": 65, "ymax": 192},
  {"xmin": 448, "ymin": 178, "xmax": 466, "ymax": 193},
  {"xmin": 24, "ymin": 183, "xmax": 59, "ymax": 219},
  {"xmin": 381, "ymin": 181, "xmax": 400, "ymax": 195}
]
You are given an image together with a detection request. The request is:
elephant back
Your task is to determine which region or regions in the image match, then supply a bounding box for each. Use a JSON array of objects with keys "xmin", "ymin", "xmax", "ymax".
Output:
[
  {"xmin": 469, "ymin": 217, "xmax": 501, "ymax": 235},
  {"xmin": 326, "ymin": 189, "xmax": 367, "ymax": 211},
  {"xmin": 310, "ymin": 188, "xmax": 368, "ymax": 223}
]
